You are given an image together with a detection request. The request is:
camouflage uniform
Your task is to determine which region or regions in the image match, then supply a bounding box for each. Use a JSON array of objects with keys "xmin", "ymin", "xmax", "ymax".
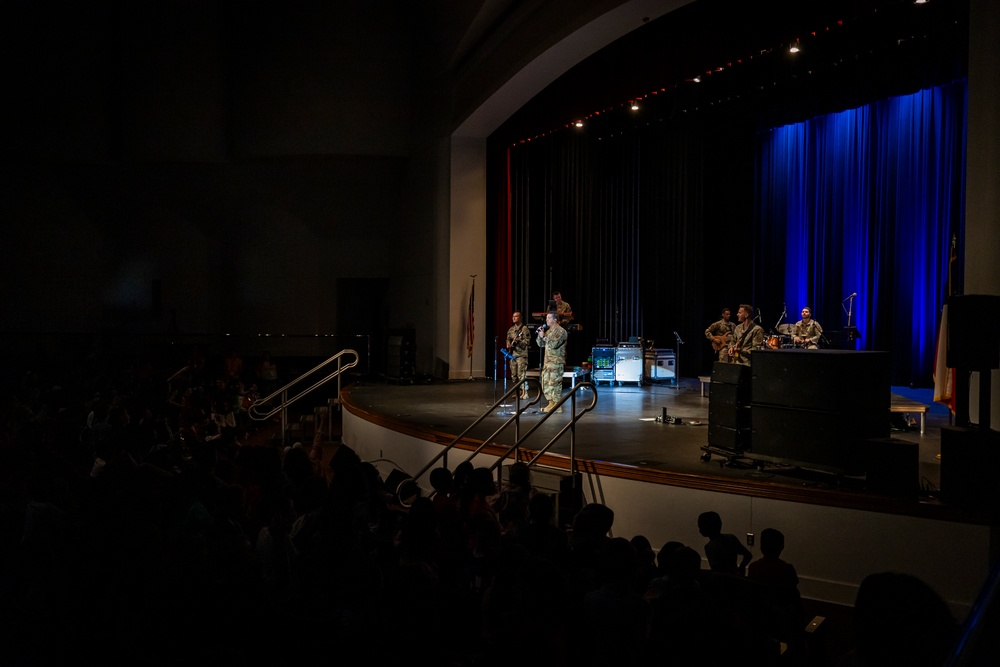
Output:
[
  {"xmin": 729, "ymin": 321, "xmax": 763, "ymax": 366},
  {"xmin": 537, "ymin": 322, "xmax": 568, "ymax": 402},
  {"xmin": 555, "ymin": 300, "xmax": 573, "ymax": 326},
  {"xmin": 794, "ymin": 319, "xmax": 823, "ymax": 349},
  {"xmin": 705, "ymin": 317, "xmax": 736, "ymax": 363},
  {"xmin": 506, "ymin": 323, "xmax": 531, "ymax": 386}
]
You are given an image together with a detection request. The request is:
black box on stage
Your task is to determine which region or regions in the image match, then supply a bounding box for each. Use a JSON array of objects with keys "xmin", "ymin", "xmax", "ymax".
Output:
[
  {"xmin": 947, "ymin": 295, "xmax": 1000, "ymax": 370},
  {"xmin": 750, "ymin": 350, "xmax": 890, "ymax": 412},
  {"xmin": 709, "ymin": 381, "xmax": 750, "ymax": 407},
  {"xmin": 708, "ymin": 423, "xmax": 751, "ymax": 451},
  {"xmin": 751, "ymin": 405, "xmax": 886, "ymax": 473},
  {"xmin": 708, "ymin": 403, "xmax": 751, "ymax": 430},
  {"xmin": 712, "ymin": 361, "xmax": 749, "ymax": 385},
  {"xmin": 863, "ymin": 438, "xmax": 919, "ymax": 498},
  {"xmin": 940, "ymin": 426, "xmax": 1000, "ymax": 510}
]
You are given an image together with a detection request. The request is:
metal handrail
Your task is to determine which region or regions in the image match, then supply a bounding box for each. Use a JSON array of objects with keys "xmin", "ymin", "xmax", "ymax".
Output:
[
  {"xmin": 485, "ymin": 381, "xmax": 598, "ymax": 474},
  {"xmin": 248, "ymin": 348, "xmax": 359, "ymax": 442},
  {"xmin": 406, "ymin": 380, "xmax": 598, "ymax": 497},
  {"xmin": 409, "ymin": 378, "xmax": 543, "ymax": 483}
]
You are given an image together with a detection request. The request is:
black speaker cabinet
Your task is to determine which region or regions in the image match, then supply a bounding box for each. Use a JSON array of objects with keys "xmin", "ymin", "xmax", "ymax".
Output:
[
  {"xmin": 709, "ymin": 381, "xmax": 750, "ymax": 407},
  {"xmin": 708, "ymin": 423, "xmax": 751, "ymax": 452},
  {"xmin": 712, "ymin": 361, "xmax": 750, "ymax": 385},
  {"xmin": 863, "ymin": 438, "xmax": 919, "ymax": 498},
  {"xmin": 751, "ymin": 350, "xmax": 890, "ymax": 412},
  {"xmin": 947, "ymin": 295, "xmax": 1000, "ymax": 370},
  {"xmin": 709, "ymin": 403, "xmax": 751, "ymax": 430},
  {"xmin": 940, "ymin": 426, "xmax": 1000, "ymax": 510},
  {"xmin": 751, "ymin": 405, "xmax": 887, "ymax": 473}
]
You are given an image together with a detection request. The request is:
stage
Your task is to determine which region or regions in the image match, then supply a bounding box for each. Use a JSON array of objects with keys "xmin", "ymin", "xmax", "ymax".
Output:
[{"xmin": 341, "ymin": 375, "xmax": 949, "ymax": 506}]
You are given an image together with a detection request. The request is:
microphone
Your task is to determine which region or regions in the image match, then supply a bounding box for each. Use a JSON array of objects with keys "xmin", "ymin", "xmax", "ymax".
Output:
[
  {"xmin": 673, "ymin": 331, "xmax": 685, "ymax": 345},
  {"xmin": 843, "ymin": 292, "xmax": 857, "ymax": 301}
]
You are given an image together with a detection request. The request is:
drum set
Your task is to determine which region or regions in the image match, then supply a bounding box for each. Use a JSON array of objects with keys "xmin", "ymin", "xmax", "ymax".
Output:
[{"xmin": 764, "ymin": 324, "xmax": 797, "ymax": 350}]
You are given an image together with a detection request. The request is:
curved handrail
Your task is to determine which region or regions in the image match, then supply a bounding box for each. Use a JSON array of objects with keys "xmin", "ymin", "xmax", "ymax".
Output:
[{"xmin": 248, "ymin": 348, "xmax": 359, "ymax": 421}]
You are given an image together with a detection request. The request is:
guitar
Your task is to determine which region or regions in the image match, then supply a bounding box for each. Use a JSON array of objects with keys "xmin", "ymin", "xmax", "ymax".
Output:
[
  {"xmin": 711, "ymin": 335, "xmax": 729, "ymax": 352},
  {"xmin": 727, "ymin": 324, "xmax": 758, "ymax": 362}
]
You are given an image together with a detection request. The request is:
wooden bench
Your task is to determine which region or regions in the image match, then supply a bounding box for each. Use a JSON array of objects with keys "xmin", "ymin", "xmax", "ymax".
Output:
[
  {"xmin": 889, "ymin": 395, "xmax": 930, "ymax": 434},
  {"xmin": 698, "ymin": 375, "xmax": 711, "ymax": 397}
]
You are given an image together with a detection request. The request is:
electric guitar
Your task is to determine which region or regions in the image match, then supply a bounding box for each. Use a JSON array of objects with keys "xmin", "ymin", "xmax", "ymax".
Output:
[
  {"xmin": 727, "ymin": 324, "xmax": 758, "ymax": 361},
  {"xmin": 711, "ymin": 335, "xmax": 730, "ymax": 352}
]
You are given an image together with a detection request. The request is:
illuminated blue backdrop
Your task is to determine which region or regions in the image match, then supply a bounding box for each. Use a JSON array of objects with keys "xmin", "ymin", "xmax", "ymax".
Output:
[{"xmin": 756, "ymin": 79, "xmax": 966, "ymax": 385}]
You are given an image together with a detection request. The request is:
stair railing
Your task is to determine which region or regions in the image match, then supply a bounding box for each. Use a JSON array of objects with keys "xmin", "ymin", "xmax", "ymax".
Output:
[
  {"xmin": 248, "ymin": 348, "xmax": 359, "ymax": 444},
  {"xmin": 400, "ymin": 380, "xmax": 598, "ymax": 502}
]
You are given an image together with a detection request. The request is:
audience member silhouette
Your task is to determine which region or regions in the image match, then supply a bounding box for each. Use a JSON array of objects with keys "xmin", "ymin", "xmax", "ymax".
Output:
[
  {"xmin": 516, "ymin": 492, "xmax": 570, "ymax": 567},
  {"xmin": 840, "ymin": 571, "xmax": 957, "ymax": 667},
  {"xmin": 580, "ymin": 536, "xmax": 652, "ymax": 665},
  {"xmin": 697, "ymin": 510, "xmax": 752, "ymax": 575}
]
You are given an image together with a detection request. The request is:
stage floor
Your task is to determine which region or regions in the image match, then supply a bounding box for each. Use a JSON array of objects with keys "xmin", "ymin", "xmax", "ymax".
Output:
[{"xmin": 342, "ymin": 375, "xmax": 947, "ymax": 497}]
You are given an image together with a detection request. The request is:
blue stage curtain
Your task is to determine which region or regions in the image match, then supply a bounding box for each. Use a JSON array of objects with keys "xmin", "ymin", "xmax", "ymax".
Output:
[{"xmin": 756, "ymin": 79, "xmax": 966, "ymax": 385}]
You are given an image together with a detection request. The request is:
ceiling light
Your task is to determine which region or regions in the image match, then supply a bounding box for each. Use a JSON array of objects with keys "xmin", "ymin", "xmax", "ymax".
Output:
[
  {"xmin": 630, "ymin": 100, "xmax": 639, "ymax": 110},
  {"xmin": 693, "ymin": 75, "xmax": 701, "ymax": 83},
  {"xmin": 789, "ymin": 39, "xmax": 801, "ymax": 53},
  {"xmin": 574, "ymin": 120, "xmax": 583, "ymax": 128}
]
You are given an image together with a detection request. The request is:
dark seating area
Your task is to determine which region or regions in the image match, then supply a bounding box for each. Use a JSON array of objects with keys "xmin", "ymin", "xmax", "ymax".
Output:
[{"xmin": 0, "ymin": 348, "xmax": 963, "ymax": 666}]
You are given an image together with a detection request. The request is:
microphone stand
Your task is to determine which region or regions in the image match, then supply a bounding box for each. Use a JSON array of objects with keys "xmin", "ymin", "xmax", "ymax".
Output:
[
  {"xmin": 672, "ymin": 331, "xmax": 684, "ymax": 389},
  {"xmin": 773, "ymin": 306, "xmax": 786, "ymax": 334},
  {"xmin": 497, "ymin": 346, "xmax": 515, "ymax": 416},
  {"xmin": 492, "ymin": 336, "xmax": 501, "ymax": 405},
  {"xmin": 845, "ymin": 294, "xmax": 856, "ymax": 328}
]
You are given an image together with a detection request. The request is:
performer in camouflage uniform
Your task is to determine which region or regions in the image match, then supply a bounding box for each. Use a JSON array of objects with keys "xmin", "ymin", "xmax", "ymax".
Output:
[
  {"xmin": 793, "ymin": 307, "xmax": 823, "ymax": 349},
  {"xmin": 536, "ymin": 312, "xmax": 567, "ymax": 412},
  {"xmin": 705, "ymin": 307, "xmax": 735, "ymax": 363},
  {"xmin": 505, "ymin": 311, "xmax": 532, "ymax": 397},
  {"xmin": 727, "ymin": 304, "xmax": 764, "ymax": 366}
]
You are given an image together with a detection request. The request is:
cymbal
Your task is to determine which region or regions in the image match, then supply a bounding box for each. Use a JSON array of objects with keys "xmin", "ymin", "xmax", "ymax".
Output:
[{"xmin": 777, "ymin": 324, "xmax": 795, "ymax": 334}]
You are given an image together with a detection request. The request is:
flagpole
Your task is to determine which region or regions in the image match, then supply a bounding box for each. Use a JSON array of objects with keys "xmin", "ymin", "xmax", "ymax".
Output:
[{"xmin": 467, "ymin": 275, "xmax": 477, "ymax": 380}]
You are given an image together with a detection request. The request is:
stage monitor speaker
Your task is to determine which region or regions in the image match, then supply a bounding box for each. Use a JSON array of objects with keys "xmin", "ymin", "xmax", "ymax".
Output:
[
  {"xmin": 709, "ymin": 381, "xmax": 750, "ymax": 407},
  {"xmin": 751, "ymin": 350, "xmax": 890, "ymax": 413},
  {"xmin": 947, "ymin": 295, "xmax": 1000, "ymax": 370},
  {"xmin": 708, "ymin": 423, "xmax": 751, "ymax": 452},
  {"xmin": 940, "ymin": 426, "xmax": 1000, "ymax": 510},
  {"xmin": 863, "ymin": 438, "xmax": 919, "ymax": 498},
  {"xmin": 712, "ymin": 361, "xmax": 749, "ymax": 385},
  {"xmin": 708, "ymin": 403, "xmax": 751, "ymax": 430}
]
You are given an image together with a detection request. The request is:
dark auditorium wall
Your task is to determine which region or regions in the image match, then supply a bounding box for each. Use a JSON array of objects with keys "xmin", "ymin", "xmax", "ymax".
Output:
[{"xmin": 2, "ymin": 2, "xmax": 430, "ymax": 362}]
